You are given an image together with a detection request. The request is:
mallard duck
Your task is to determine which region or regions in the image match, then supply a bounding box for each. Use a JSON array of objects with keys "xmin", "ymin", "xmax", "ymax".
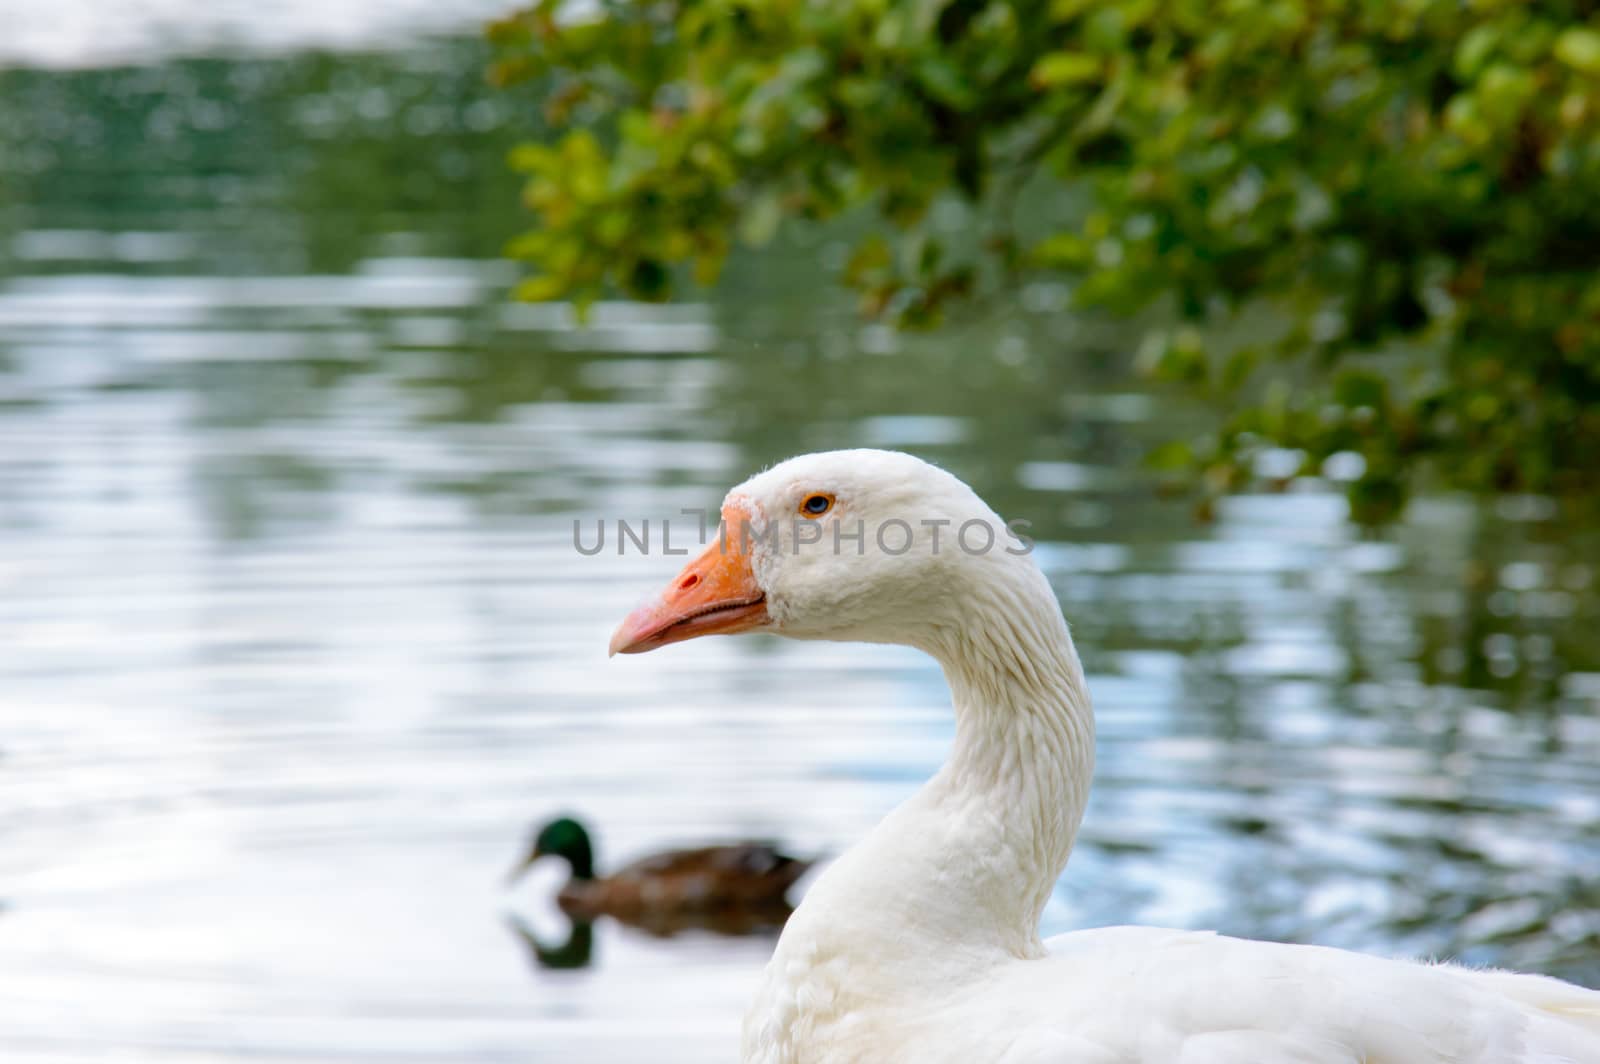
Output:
[
  {"xmin": 609, "ymin": 449, "xmax": 1600, "ymax": 1064},
  {"xmin": 509, "ymin": 816, "xmax": 811, "ymax": 927}
]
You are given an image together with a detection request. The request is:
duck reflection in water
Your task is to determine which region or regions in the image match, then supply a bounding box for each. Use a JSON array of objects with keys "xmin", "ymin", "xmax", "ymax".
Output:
[
  {"xmin": 506, "ymin": 913, "xmax": 596, "ymax": 970},
  {"xmin": 506, "ymin": 816, "xmax": 813, "ymax": 970}
]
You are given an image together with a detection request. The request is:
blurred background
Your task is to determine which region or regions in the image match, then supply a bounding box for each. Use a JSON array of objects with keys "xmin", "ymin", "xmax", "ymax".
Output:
[{"xmin": 1, "ymin": 3, "xmax": 1599, "ymax": 1062}]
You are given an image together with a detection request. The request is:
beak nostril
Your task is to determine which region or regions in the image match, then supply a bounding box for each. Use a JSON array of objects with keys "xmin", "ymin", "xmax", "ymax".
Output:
[{"xmin": 680, "ymin": 573, "xmax": 700, "ymax": 591}]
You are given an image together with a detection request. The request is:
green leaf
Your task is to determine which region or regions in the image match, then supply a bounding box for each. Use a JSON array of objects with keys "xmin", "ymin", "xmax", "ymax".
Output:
[
  {"xmin": 507, "ymin": 143, "xmax": 554, "ymax": 173},
  {"xmin": 1555, "ymin": 27, "xmax": 1600, "ymax": 74},
  {"xmin": 515, "ymin": 275, "xmax": 567, "ymax": 302},
  {"xmin": 1145, "ymin": 439, "xmax": 1194, "ymax": 472},
  {"xmin": 1029, "ymin": 52, "xmax": 1102, "ymax": 88},
  {"xmin": 1453, "ymin": 24, "xmax": 1499, "ymax": 79},
  {"xmin": 1048, "ymin": 0, "xmax": 1096, "ymax": 22},
  {"xmin": 1032, "ymin": 232, "xmax": 1092, "ymax": 268},
  {"xmin": 915, "ymin": 56, "xmax": 976, "ymax": 110}
]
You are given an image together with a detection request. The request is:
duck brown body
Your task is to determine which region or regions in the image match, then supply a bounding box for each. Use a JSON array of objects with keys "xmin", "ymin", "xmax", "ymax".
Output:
[
  {"xmin": 555, "ymin": 842, "xmax": 811, "ymax": 922},
  {"xmin": 513, "ymin": 817, "xmax": 813, "ymax": 938}
]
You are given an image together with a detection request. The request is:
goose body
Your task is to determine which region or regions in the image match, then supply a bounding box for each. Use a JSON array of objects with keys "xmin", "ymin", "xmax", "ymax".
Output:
[{"xmin": 608, "ymin": 450, "xmax": 1600, "ymax": 1063}]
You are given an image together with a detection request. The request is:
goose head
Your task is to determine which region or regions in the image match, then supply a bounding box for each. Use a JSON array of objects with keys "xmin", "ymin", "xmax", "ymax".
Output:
[{"xmin": 609, "ymin": 449, "xmax": 1033, "ymax": 657}]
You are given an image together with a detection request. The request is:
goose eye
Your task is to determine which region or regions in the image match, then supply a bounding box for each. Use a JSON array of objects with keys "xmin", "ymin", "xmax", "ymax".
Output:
[{"xmin": 799, "ymin": 493, "xmax": 834, "ymax": 517}]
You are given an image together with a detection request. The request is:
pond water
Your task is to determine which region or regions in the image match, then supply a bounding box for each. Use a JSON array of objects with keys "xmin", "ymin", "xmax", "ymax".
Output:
[{"xmin": 2, "ymin": 25, "xmax": 1599, "ymax": 1064}]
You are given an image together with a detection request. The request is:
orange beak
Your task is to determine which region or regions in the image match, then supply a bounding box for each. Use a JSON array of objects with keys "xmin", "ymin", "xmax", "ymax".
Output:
[{"xmin": 608, "ymin": 500, "xmax": 770, "ymax": 656}]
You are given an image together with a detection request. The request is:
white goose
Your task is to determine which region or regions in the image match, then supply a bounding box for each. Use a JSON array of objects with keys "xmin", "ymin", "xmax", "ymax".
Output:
[{"xmin": 609, "ymin": 449, "xmax": 1600, "ymax": 1064}]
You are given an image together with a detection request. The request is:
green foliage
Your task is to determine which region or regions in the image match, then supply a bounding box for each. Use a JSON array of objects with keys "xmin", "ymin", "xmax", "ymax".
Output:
[{"xmin": 489, "ymin": 0, "xmax": 1600, "ymax": 517}]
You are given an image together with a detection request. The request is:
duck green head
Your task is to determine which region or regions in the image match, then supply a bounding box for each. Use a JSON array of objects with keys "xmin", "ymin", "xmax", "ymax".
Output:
[{"xmin": 510, "ymin": 815, "xmax": 596, "ymax": 884}]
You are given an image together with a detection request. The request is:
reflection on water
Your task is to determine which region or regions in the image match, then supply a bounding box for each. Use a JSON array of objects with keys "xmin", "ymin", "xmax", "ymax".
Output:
[
  {"xmin": 507, "ymin": 914, "xmax": 595, "ymax": 972},
  {"xmin": 2, "ymin": 32, "xmax": 1599, "ymax": 1064}
]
